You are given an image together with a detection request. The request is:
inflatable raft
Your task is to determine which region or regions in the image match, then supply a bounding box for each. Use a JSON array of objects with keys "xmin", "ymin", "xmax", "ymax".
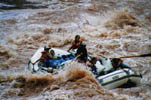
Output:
[
  {"xmin": 28, "ymin": 47, "xmax": 142, "ymax": 89},
  {"xmin": 97, "ymin": 68, "xmax": 141, "ymax": 89},
  {"xmin": 93, "ymin": 58, "xmax": 142, "ymax": 89},
  {"xmin": 28, "ymin": 47, "xmax": 75, "ymax": 72}
]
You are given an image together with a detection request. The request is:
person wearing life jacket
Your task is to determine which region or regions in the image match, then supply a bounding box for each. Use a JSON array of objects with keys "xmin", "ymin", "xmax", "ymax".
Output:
[
  {"xmin": 75, "ymin": 43, "xmax": 88, "ymax": 63},
  {"xmin": 68, "ymin": 35, "xmax": 82, "ymax": 52},
  {"xmin": 33, "ymin": 46, "xmax": 54, "ymax": 67},
  {"xmin": 87, "ymin": 57, "xmax": 98, "ymax": 76},
  {"xmin": 110, "ymin": 58, "xmax": 131, "ymax": 72}
]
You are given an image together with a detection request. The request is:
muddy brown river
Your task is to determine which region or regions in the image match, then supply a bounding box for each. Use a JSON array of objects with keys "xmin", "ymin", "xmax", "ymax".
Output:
[{"xmin": 0, "ymin": 0, "xmax": 151, "ymax": 100}]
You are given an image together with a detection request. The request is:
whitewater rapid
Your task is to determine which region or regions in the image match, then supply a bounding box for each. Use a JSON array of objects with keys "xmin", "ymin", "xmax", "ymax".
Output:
[{"xmin": 0, "ymin": 0, "xmax": 151, "ymax": 100}]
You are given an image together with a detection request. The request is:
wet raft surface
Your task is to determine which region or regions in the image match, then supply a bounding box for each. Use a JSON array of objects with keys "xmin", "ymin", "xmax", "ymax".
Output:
[{"xmin": 0, "ymin": 0, "xmax": 151, "ymax": 100}]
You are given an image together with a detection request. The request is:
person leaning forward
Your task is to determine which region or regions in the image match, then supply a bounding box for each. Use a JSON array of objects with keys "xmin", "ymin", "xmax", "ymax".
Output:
[
  {"xmin": 33, "ymin": 46, "xmax": 54, "ymax": 67},
  {"xmin": 75, "ymin": 43, "xmax": 88, "ymax": 63},
  {"xmin": 110, "ymin": 58, "xmax": 131, "ymax": 72},
  {"xmin": 68, "ymin": 35, "xmax": 82, "ymax": 52},
  {"xmin": 87, "ymin": 57, "xmax": 98, "ymax": 75}
]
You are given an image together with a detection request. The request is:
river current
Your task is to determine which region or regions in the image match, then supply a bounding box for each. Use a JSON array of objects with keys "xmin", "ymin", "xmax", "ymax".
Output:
[{"xmin": 0, "ymin": 0, "xmax": 151, "ymax": 100}]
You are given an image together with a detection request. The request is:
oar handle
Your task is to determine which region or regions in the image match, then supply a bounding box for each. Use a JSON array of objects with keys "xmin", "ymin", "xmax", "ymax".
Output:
[
  {"xmin": 71, "ymin": 53, "xmax": 82, "ymax": 62},
  {"xmin": 119, "ymin": 55, "xmax": 139, "ymax": 58},
  {"xmin": 119, "ymin": 54, "xmax": 151, "ymax": 58}
]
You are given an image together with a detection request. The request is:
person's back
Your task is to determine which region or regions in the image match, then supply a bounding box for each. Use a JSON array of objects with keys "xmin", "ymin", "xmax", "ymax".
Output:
[
  {"xmin": 76, "ymin": 43, "xmax": 88, "ymax": 63},
  {"xmin": 87, "ymin": 57, "xmax": 97, "ymax": 75}
]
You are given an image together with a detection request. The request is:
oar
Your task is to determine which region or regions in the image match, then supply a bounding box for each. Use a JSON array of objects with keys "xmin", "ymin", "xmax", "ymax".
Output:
[
  {"xmin": 70, "ymin": 53, "xmax": 82, "ymax": 63},
  {"xmin": 0, "ymin": 80, "xmax": 8, "ymax": 83},
  {"xmin": 98, "ymin": 54, "xmax": 107, "ymax": 59},
  {"xmin": 60, "ymin": 53, "xmax": 82, "ymax": 67},
  {"xmin": 118, "ymin": 53, "xmax": 151, "ymax": 58}
]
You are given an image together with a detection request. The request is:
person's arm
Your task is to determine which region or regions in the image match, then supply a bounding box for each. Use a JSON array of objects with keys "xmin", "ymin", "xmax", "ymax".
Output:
[
  {"xmin": 68, "ymin": 46, "xmax": 73, "ymax": 52},
  {"xmin": 47, "ymin": 52, "xmax": 54, "ymax": 59},
  {"xmin": 120, "ymin": 63, "xmax": 131, "ymax": 69},
  {"xmin": 68, "ymin": 41, "xmax": 75, "ymax": 51},
  {"xmin": 85, "ymin": 49, "xmax": 88, "ymax": 61},
  {"xmin": 86, "ymin": 61, "xmax": 92, "ymax": 67}
]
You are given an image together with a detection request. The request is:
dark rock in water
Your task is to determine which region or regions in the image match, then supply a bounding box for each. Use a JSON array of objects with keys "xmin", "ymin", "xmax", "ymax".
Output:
[{"xmin": 0, "ymin": 0, "xmax": 48, "ymax": 10}]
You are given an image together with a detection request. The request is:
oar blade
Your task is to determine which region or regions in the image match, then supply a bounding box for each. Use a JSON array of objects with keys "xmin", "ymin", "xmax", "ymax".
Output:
[{"xmin": 140, "ymin": 54, "xmax": 151, "ymax": 57}]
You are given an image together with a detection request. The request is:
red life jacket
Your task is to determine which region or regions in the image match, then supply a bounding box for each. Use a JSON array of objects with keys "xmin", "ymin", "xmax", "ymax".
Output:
[
  {"xmin": 72, "ymin": 39, "xmax": 82, "ymax": 49},
  {"xmin": 39, "ymin": 51, "xmax": 51, "ymax": 61}
]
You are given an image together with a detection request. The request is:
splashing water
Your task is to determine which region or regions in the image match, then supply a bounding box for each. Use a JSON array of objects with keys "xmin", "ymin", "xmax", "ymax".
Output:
[{"xmin": 0, "ymin": 0, "xmax": 151, "ymax": 100}]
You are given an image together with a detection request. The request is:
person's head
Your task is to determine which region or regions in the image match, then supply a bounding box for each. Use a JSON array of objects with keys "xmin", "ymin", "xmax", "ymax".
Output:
[
  {"xmin": 50, "ymin": 49, "xmax": 55, "ymax": 57},
  {"xmin": 111, "ymin": 58, "xmax": 122, "ymax": 68},
  {"xmin": 44, "ymin": 45, "xmax": 51, "ymax": 51},
  {"xmin": 80, "ymin": 42, "xmax": 86, "ymax": 48},
  {"xmin": 75, "ymin": 35, "xmax": 80, "ymax": 41},
  {"xmin": 91, "ymin": 57, "xmax": 97, "ymax": 64}
]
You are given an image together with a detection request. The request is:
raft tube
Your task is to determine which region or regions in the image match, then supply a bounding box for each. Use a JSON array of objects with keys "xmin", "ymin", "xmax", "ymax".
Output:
[{"xmin": 97, "ymin": 68, "xmax": 142, "ymax": 89}]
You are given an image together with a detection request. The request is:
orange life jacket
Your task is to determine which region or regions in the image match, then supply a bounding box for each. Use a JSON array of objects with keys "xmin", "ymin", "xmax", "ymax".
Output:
[
  {"xmin": 39, "ymin": 51, "xmax": 51, "ymax": 61},
  {"xmin": 72, "ymin": 39, "xmax": 82, "ymax": 49}
]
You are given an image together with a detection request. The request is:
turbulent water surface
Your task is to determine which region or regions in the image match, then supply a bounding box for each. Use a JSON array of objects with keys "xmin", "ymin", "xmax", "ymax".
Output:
[{"xmin": 0, "ymin": 0, "xmax": 151, "ymax": 100}]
